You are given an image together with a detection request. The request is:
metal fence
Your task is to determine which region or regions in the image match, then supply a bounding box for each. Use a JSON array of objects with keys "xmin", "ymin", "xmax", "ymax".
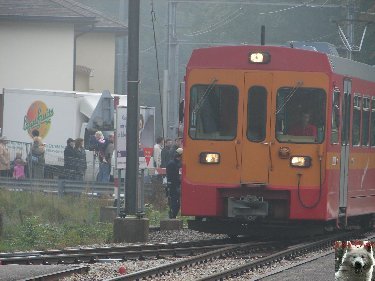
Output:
[
  {"xmin": 0, "ymin": 176, "xmax": 160, "ymax": 200},
  {"xmin": 4, "ymin": 140, "xmax": 108, "ymax": 181},
  {"xmin": 2, "ymin": 140, "xmax": 166, "ymax": 203}
]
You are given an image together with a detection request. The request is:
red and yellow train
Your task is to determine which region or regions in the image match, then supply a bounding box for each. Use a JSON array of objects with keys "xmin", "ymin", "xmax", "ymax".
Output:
[{"xmin": 181, "ymin": 44, "xmax": 375, "ymax": 235}]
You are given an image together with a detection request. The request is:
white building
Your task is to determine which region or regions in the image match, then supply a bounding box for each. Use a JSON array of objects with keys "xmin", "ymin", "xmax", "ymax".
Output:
[{"xmin": 0, "ymin": 0, "xmax": 127, "ymax": 93}]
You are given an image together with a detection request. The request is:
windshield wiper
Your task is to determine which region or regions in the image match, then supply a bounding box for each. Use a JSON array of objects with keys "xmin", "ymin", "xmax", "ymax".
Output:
[
  {"xmin": 275, "ymin": 81, "xmax": 303, "ymax": 115},
  {"xmin": 192, "ymin": 78, "xmax": 218, "ymax": 115}
]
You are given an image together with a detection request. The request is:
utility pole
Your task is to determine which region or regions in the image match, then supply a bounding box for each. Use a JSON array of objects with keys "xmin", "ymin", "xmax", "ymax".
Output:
[
  {"xmin": 116, "ymin": 0, "xmax": 127, "ymax": 95},
  {"xmin": 165, "ymin": 0, "xmax": 179, "ymax": 140},
  {"xmin": 125, "ymin": 0, "xmax": 140, "ymax": 215}
]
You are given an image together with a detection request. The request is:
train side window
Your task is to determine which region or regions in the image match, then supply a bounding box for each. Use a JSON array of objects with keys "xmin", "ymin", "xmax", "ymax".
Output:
[
  {"xmin": 361, "ymin": 97, "xmax": 370, "ymax": 146},
  {"xmin": 371, "ymin": 98, "xmax": 375, "ymax": 147},
  {"xmin": 331, "ymin": 90, "xmax": 340, "ymax": 144},
  {"xmin": 352, "ymin": 95, "xmax": 361, "ymax": 146},
  {"xmin": 247, "ymin": 86, "xmax": 267, "ymax": 142},
  {"xmin": 189, "ymin": 84, "xmax": 238, "ymax": 140}
]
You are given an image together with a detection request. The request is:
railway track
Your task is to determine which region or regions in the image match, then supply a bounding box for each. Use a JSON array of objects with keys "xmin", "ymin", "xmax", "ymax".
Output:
[
  {"xmin": 0, "ymin": 237, "xmax": 263, "ymax": 265},
  {"xmin": 102, "ymin": 230, "xmax": 372, "ymax": 281},
  {"xmin": 2, "ymin": 231, "xmax": 373, "ymax": 281}
]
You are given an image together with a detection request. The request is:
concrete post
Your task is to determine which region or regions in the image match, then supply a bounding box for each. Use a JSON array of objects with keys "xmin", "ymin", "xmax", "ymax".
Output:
[{"xmin": 113, "ymin": 217, "xmax": 149, "ymax": 243}]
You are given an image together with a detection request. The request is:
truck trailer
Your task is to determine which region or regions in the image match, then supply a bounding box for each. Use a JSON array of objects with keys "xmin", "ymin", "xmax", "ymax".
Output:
[{"xmin": 0, "ymin": 88, "xmax": 155, "ymax": 179}]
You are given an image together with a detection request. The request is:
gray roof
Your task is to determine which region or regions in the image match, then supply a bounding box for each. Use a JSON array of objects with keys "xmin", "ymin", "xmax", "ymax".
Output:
[
  {"xmin": 329, "ymin": 55, "xmax": 375, "ymax": 83},
  {"xmin": 0, "ymin": 0, "xmax": 127, "ymax": 34}
]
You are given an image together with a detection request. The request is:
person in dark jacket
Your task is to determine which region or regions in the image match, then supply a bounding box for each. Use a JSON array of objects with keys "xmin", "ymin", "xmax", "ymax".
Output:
[
  {"xmin": 161, "ymin": 138, "xmax": 173, "ymax": 168},
  {"xmin": 73, "ymin": 138, "xmax": 87, "ymax": 181},
  {"xmin": 64, "ymin": 138, "xmax": 75, "ymax": 179},
  {"xmin": 166, "ymin": 148, "xmax": 183, "ymax": 219},
  {"xmin": 29, "ymin": 137, "xmax": 45, "ymax": 179}
]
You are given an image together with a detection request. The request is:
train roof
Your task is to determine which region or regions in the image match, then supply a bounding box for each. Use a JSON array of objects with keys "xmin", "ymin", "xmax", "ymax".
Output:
[
  {"xmin": 187, "ymin": 45, "xmax": 375, "ymax": 83},
  {"xmin": 328, "ymin": 55, "xmax": 375, "ymax": 83}
]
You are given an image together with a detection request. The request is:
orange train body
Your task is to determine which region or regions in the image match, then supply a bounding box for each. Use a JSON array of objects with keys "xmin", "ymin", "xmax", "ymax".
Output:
[{"xmin": 181, "ymin": 45, "xmax": 375, "ymax": 233}]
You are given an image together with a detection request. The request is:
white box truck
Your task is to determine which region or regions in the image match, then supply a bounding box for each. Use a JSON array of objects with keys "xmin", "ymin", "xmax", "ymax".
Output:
[{"xmin": 0, "ymin": 88, "xmax": 155, "ymax": 179}]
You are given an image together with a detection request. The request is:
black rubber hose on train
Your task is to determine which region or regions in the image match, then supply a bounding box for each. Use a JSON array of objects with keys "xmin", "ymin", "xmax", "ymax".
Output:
[{"xmin": 297, "ymin": 157, "xmax": 323, "ymax": 209}]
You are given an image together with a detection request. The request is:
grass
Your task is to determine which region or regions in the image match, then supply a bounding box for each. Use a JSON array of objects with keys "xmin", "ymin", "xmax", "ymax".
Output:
[
  {"xmin": 0, "ymin": 189, "xmax": 113, "ymax": 251},
  {"xmin": 0, "ymin": 188, "xmax": 190, "ymax": 252}
]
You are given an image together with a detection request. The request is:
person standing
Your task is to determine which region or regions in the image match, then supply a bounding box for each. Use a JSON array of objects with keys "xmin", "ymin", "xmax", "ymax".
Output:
[
  {"xmin": 12, "ymin": 152, "xmax": 26, "ymax": 180},
  {"xmin": 161, "ymin": 138, "xmax": 173, "ymax": 168},
  {"xmin": 153, "ymin": 136, "xmax": 163, "ymax": 168},
  {"xmin": 170, "ymin": 137, "xmax": 182, "ymax": 159},
  {"xmin": 29, "ymin": 137, "xmax": 45, "ymax": 179},
  {"xmin": 0, "ymin": 137, "xmax": 10, "ymax": 177},
  {"xmin": 166, "ymin": 148, "xmax": 183, "ymax": 219},
  {"xmin": 73, "ymin": 138, "xmax": 87, "ymax": 181},
  {"xmin": 97, "ymin": 134, "xmax": 114, "ymax": 182},
  {"xmin": 64, "ymin": 138, "xmax": 75, "ymax": 180}
]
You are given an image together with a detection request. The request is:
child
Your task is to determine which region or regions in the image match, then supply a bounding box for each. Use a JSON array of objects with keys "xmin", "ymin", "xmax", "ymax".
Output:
[{"xmin": 13, "ymin": 152, "xmax": 26, "ymax": 180}]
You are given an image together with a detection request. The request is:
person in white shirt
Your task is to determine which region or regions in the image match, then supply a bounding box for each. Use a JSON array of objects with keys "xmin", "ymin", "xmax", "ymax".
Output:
[{"xmin": 153, "ymin": 136, "xmax": 163, "ymax": 168}]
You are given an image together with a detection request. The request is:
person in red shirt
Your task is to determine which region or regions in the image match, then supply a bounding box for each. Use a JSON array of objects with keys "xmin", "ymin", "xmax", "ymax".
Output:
[{"xmin": 289, "ymin": 112, "xmax": 317, "ymax": 139}]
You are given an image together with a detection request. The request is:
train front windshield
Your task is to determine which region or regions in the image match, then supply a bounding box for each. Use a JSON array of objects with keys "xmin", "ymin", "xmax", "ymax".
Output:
[
  {"xmin": 276, "ymin": 87, "xmax": 326, "ymax": 143},
  {"xmin": 188, "ymin": 83, "xmax": 326, "ymax": 144},
  {"xmin": 189, "ymin": 84, "xmax": 238, "ymax": 140}
]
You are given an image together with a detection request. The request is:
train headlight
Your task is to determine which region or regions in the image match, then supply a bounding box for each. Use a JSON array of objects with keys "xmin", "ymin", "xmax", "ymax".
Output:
[
  {"xmin": 290, "ymin": 156, "xmax": 312, "ymax": 168},
  {"xmin": 249, "ymin": 52, "xmax": 271, "ymax": 64},
  {"xmin": 200, "ymin": 152, "xmax": 220, "ymax": 164}
]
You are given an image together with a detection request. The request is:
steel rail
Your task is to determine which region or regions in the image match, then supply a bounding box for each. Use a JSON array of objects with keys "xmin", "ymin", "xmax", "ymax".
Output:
[
  {"xmin": 1, "ymin": 245, "xmax": 235, "ymax": 265},
  {"xmin": 0, "ymin": 238, "xmax": 261, "ymax": 265},
  {"xmin": 101, "ymin": 231, "xmax": 368, "ymax": 281},
  {"xmin": 0, "ymin": 237, "xmax": 234, "ymax": 259},
  {"xmin": 250, "ymin": 232, "xmax": 375, "ymax": 281},
  {"xmin": 104, "ymin": 241, "xmax": 282, "ymax": 281},
  {"xmin": 20, "ymin": 265, "xmax": 89, "ymax": 281},
  {"xmin": 194, "ymin": 231, "xmax": 371, "ymax": 281}
]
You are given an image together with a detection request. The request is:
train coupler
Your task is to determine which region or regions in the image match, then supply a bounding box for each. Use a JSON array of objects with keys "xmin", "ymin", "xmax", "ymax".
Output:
[{"xmin": 227, "ymin": 195, "xmax": 268, "ymax": 219}]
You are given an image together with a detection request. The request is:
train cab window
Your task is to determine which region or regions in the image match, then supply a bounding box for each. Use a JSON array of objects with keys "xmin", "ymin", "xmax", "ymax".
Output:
[
  {"xmin": 247, "ymin": 86, "xmax": 267, "ymax": 142},
  {"xmin": 371, "ymin": 98, "xmax": 375, "ymax": 147},
  {"xmin": 352, "ymin": 95, "xmax": 361, "ymax": 146},
  {"xmin": 331, "ymin": 90, "xmax": 340, "ymax": 144},
  {"xmin": 189, "ymin": 84, "xmax": 238, "ymax": 140},
  {"xmin": 361, "ymin": 97, "xmax": 370, "ymax": 146},
  {"xmin": 275, "ymin": 87, "xmax": 326, "ymax": 144}
]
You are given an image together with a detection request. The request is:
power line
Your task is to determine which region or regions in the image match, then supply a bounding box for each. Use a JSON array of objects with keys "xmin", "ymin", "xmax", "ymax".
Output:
[
  {"xmin": 259, "ymin": 0, "xmax": 317, "ymax": 15},
  {"xmin": 183, "ymin": 7, "xmax": 244, "ymax": 36},
  {"xmin": 169, "ymin": 0, "xmax": 343, "ymax": 8}
]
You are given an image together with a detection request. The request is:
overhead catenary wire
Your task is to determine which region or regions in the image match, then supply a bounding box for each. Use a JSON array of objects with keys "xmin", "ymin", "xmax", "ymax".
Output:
[
  {"xmin": 259, "ymin": 0, "xmax": 317, "ymax": 15},
  {"xmin": 150, "ymin": 0, "xmax": 165, "ymax": 139},
  {"xmin": 183, "ymin": 7, "xmax": 244, "ymax": 37},
  {"xmin": 141, "ymin": 38, "xmax": 167, "ymax": 53}
]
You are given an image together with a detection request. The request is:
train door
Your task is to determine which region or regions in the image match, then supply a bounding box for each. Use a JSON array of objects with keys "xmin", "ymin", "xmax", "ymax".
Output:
[
  {"xmin": 339, "ymin": 79, "xmax": 351, "ymax": 221},
  {"xmin": 240, "ymin": 72, "xmax": 272, "ymax": 184}
]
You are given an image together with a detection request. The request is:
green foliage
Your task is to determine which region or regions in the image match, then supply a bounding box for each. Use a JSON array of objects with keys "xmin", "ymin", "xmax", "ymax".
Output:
[
  {"xmin": 7, "ymin": 216, "xmax": 112, "ymax": 250},
  {"xmin": 0, "ymin": 190, "xmax": 112, "ymax": 251},
  {"xmin": 0, "ymin": 190, "xmax": 187, "ymax": 251},
  {"xmin": 144, "ymin": 203, "xmax": 168, "ymax": 226}
]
